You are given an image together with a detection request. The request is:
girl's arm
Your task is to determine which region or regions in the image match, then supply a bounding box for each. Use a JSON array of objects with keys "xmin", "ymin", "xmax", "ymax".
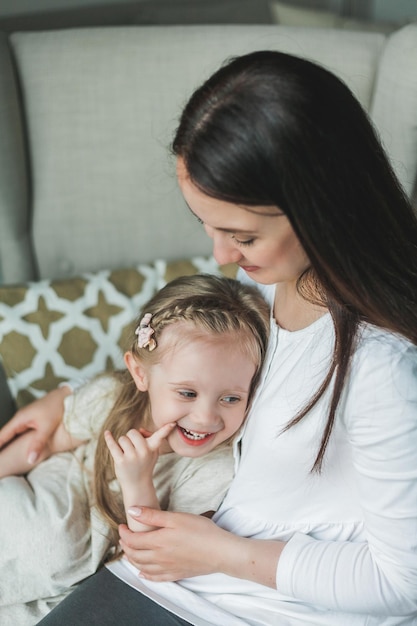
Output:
[{"xmin": 104, "ymin": 423, "xmax": 175, "ymax": 532}]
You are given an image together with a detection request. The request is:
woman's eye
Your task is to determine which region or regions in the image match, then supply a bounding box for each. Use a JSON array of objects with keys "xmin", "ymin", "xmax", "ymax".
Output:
[
  {"xmin": 232, "ymin": 235, "xmax": 255, "ymax": 247},
  {"xmin": 179, "ymin": 390, "xmax": 196, "ymax": 399},
  {"xmin": 195, "ymin": 216, "xmax": 204, "ymax": 225},
  {"xmin": 222, "ymin": 395, "xmax": 240, "ymax": 404}
]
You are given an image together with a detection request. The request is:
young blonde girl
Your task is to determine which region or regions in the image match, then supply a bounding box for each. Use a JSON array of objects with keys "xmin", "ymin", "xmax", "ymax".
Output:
[
  {"xmin": 0, "ymin": 273, "xmax": 269, "ymax": 625},
  {"xmin": 93, "ymin": 272, "xmax": 270, "ymax": 553}
]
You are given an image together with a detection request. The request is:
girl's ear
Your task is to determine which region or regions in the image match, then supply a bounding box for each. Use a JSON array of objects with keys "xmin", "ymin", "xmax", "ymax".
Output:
[{"xmin": 124, "ymin": 351, "xmax": 148, "ymax": 391}]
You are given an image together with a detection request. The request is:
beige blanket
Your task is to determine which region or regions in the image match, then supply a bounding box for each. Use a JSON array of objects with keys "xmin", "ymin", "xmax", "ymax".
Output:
[{"xmin": 0, "ymin": 446, "xmax": 111, "ymax": 626}]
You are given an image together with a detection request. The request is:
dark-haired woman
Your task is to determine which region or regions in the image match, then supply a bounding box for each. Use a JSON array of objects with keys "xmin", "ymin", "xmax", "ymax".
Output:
[{"xmin": 6, "ymin": 50, "xmax": 417, "ymax": 625}]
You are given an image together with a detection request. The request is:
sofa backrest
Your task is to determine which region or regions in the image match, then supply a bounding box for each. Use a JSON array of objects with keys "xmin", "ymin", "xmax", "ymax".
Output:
[{"xmin": 0, "ymin": 23, "xmax": 416, "ymax": 286}]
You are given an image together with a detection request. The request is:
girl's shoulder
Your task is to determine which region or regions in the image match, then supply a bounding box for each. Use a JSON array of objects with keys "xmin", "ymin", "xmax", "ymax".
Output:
[
  {"xmin": 63, "ymin": 373, "xmax": 122, "ymax": 437},
  {"xmin": 67, "ymin": 372, "xmax": 121, "ymax": 408}
]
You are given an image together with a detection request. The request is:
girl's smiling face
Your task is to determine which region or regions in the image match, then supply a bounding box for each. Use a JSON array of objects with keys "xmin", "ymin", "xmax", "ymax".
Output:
[
  {"xmin": 177, "ymin": 158, "xmax": 310, "ymax": 286},
  {"xmin": 127, "ymin": 323, "xmax": 257, "ymax": 458}
]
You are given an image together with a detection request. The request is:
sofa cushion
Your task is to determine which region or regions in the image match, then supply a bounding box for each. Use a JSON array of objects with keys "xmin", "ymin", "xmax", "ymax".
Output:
[
  {"xmin": 269, "ymin": 1, "xmax": 395, "ymax": 34},
  {"xmin": 7, "ymin": 25, "xmax": 387, "ymax": 286},
  {"xmin": 371, "ymin": 23, "xmax": 417, "ymax": 199},
  {"xmin": 269, "ymin": 2, "xmax": 339, "ymax": 29},
  {"xmin": 0, "ymin": 257, "xmax": 237, "ymax": 408}
]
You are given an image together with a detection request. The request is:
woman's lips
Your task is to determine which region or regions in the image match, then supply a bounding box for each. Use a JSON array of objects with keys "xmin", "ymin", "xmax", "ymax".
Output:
[{"xmin": 240, "ymin": 265, "xmax": 260, "ymax": 272}]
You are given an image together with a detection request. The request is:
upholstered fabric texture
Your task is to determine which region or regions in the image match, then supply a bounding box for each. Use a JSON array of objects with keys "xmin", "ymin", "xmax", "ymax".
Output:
[
  {"xmin": 269, "ymin": 2, "xmax": 396, "ymax": 33},
  {"xmin": 371, "ymin": 23, "xmax": 417, "ymax": 198},
  {"xmin": 0, "ymin": 257, "xmax": 237, "ymax": 408},
  {"xmin": 6, "ymin": 26, "xmax": 388, "ymax": 284}
]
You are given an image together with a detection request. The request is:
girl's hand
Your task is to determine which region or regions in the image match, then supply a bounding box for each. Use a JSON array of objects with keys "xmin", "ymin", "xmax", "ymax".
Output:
[
  {"xmin": 0, "ymin": 387, "xmax": 71, "ymax": 465},
  {"xmin": 104, "ymin": 423, "xmax": 175, "ymax": 487},
  {"xmin": 106, "ymin": 424, "xmax": 176, "ymax": 533},
  {"xmin": 119, "ymin": 507, "xmax": 284, "ymax": 587}
]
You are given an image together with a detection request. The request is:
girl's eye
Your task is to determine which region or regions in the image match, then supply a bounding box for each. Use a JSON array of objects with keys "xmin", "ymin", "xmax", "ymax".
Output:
[
  {"xmin": 195, "ymin": 216, "xmax": 204, "ymax": 225},
  {"xmin": 178, "ymin": 390, "xmax": 196, "ymax": 399},
  {"xmin": 222, "ymin": 395, "xmax": 241, "ymax": 404},
  {"xmin": 231, "ymin": 235, "xmax": 255, "ymax": 247}
]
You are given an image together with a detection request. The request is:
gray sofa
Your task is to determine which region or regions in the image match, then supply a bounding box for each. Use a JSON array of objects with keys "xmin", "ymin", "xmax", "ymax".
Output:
[{"xmin": 1, "ymin": 22, "xmax": 417, "ymax": 425}]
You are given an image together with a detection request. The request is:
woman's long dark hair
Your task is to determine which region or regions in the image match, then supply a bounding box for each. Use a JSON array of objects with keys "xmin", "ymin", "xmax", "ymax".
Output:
[{"xmin": 173, "ymin": 50, "xmax": 417, "ymax": 471}]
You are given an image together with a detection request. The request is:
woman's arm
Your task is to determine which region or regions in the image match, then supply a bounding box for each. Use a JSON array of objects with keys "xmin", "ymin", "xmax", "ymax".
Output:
[
  {"xmin": 118, "ymin": 342, "xmax": 417, "ymax": 617},
  {"xmin": 119, "ymin": 507, "xmax": 285, "ymax": 587},
  {"xmin": 0, "ymin": 386, "xmax": 72, "ymax": 468},
  {"xmin": 0, "ymin": 375, "xmax": 121, "ymax": 478},
  {"xmin": 0, "ymin": 429, "xmax": 50, "ymax": 477},
  {"xmin": 0, "ymin": 419, "xmax": 85, "ymax": 478},
  {"xmin": 274, "ymin": 343, "xmax": 417, "ymax": 616}
]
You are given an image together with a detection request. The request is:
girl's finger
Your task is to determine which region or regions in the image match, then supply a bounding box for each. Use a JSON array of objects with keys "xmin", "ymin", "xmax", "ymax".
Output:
[
  {"xmin": 104, "ymin": 430, "xmax": 125, "ymax": 461},
  {"xmin": 145, "ymin": 423, "xmax": 176, "ymax": 451},
  {"xmin": 138, "ymin": 428, "xmax": 153, "ymax": 438}
]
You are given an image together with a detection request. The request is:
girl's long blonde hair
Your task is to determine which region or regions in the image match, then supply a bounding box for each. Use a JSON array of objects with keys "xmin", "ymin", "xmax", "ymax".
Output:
[{"xmin": 94, "ymin": 273, "xmax": 270, "ymax": 554}]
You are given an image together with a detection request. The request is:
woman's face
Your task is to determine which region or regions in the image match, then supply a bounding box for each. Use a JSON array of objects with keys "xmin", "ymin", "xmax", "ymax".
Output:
[{"xmin": 177, "ymin": 159, "xmax": 309, "ymax": 286}]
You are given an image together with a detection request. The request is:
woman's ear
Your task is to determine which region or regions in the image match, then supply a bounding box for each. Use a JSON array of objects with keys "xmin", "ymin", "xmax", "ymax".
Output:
[{"xmin": 124, "ymin": 351, "xmax": 148, "ymax": 391}]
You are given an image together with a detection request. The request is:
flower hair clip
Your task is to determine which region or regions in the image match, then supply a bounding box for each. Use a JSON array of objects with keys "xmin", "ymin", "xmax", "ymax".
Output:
[{"xmin": 135, "ymin": 313, "xmax": 157, "ymax": 351}]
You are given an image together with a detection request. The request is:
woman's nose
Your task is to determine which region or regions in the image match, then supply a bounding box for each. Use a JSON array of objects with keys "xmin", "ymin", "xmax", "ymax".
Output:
[{"xmin": 211, "ymin": 232, "xmax": 242, "ymax": 266}]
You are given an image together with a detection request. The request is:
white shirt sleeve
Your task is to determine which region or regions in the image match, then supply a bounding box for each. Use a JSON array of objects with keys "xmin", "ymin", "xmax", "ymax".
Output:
[{"xmin": 277, "ymin": 338, "xmax": 417, "ymax": 616}]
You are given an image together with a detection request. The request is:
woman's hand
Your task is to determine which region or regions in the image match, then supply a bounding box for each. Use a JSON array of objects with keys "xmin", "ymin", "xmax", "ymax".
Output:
[
  {"xmin": 119, "ymin": 508, "xmax": 234, "ymax": 580},
  {"xmin": 0, "ymin": 386, "xmax": 71, "ymax": 464},
  {"xmin": 119, "ymin": 507, "xmax": 284, "ymax": 587}
]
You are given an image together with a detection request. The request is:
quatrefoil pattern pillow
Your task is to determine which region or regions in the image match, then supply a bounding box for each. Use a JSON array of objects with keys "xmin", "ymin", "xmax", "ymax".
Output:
[{"xmin": 0, "ymin": 257, "xmax": 237, "ymax": 408}]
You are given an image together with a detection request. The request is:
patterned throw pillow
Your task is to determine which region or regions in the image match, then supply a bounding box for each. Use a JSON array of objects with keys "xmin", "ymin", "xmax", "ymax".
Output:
[{"xmin": 0, "ymin": 257, "xmax": 237, "ymax": 408}]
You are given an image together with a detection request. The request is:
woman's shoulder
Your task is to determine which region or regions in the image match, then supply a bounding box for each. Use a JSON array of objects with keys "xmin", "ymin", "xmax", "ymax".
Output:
[
  {"xmin": 356, "ymin": 324, "xmax": 416, "ymax": 364},
  {"xmin": 348, "ymin": 323, "xmax": 417, "ymax": 403},
  {"xmin": 342, "ymin": 324, "xmax": 417, "ymax": 455}
]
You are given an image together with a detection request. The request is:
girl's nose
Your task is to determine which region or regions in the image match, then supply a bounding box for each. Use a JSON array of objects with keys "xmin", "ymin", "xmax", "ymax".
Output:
[{"xmin": 191, "ymin": 401, "xmax": 221, "ymax": 431}]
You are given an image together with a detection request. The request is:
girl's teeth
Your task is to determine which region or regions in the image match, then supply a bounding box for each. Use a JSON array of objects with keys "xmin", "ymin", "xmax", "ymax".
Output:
[{"xmin": 181, "ymin": 427, "xmax": 211, "ymax": 441}]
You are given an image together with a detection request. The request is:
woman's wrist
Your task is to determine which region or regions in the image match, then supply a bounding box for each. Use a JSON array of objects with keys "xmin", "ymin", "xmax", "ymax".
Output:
[
  {"xmin": 48, "ymin": 386, "xmax": 72, "ymax": 422},
  {"xmin": 219, "ymin": 533, "xmax": 285, "ymax": 589}
]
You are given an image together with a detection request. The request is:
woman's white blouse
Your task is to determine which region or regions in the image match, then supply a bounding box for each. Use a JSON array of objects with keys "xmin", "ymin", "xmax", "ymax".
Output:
[{"xmin": 112, "ymin": 279, "xmax": 417, "ymax": 626}]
